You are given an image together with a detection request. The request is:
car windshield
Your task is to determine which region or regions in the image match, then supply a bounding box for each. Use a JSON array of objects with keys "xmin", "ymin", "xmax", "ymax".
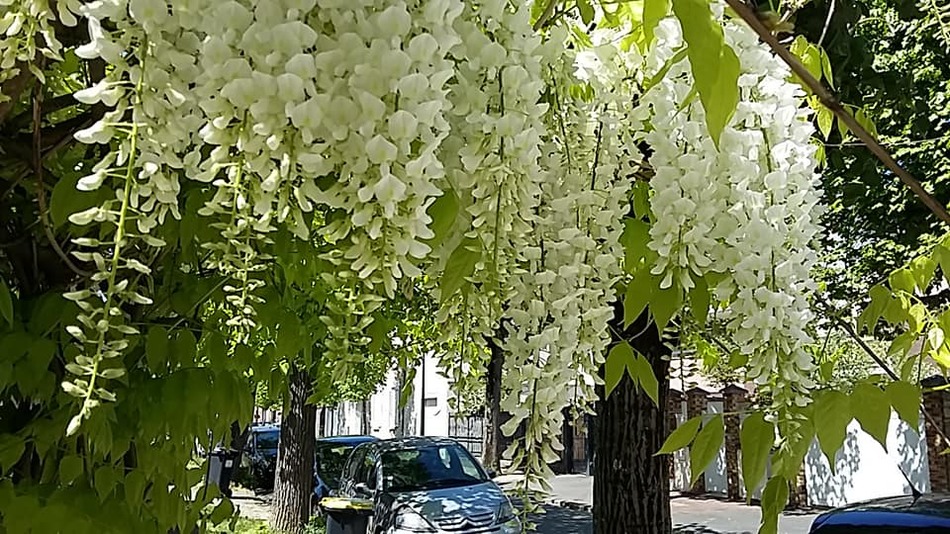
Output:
[
  {"xmin": 381, "ymin": 444, "xmax": 488, "ymax": 493},
  {"xmin": 316, "ymin": 443, "xmax": 357, "ymax": 489},
  {"xmin": 255, "ymin": 430, "xmax": 279, "ymax": 451}
]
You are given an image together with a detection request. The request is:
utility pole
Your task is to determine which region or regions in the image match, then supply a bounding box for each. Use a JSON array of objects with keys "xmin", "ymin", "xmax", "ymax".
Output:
[{"xmin": 419, "ymin": 354, "xmax": 426, "ymax": 436}]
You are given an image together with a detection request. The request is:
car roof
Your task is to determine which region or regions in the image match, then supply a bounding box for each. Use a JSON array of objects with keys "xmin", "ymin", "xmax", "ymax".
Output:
[
  {"xmin": 365, "ymin": 436, "xmax": 462, "ymax": 453},
  {"xmin": 251, "ymin": 424, "xmax": 280, "ymax": 433},
  {"xmin": 317, "ymin": 435, "xmax": 378, "ymax": 445},
  {"xmin": 812, "ymin": 494, "xmax": 950, "ymax": 530}
]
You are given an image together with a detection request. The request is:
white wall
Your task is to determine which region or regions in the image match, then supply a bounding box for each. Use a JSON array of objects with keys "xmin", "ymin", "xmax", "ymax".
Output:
[
  {"xmin": 704, "ymin": 401, "xmax": 728, "ymax": 495},
  {"xmin": 412, "ymin": 351, "xmax": 450, "ymax": 437},
  {"xmin": 671, "ymin": 402, "xmax": 690, "ymax": 492},
  {"xmin": 320, "ymin": 352, "xmax": 453, "ymax": 439},
  {"xmin": 805, "ymin": 410, "xmax": 930, "ymax": 508}
]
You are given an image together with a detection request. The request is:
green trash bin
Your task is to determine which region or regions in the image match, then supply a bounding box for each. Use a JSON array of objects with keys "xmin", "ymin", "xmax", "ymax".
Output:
[{"xmin": 322, "ymin": 497, "xmax": 373, "ymax": 534}]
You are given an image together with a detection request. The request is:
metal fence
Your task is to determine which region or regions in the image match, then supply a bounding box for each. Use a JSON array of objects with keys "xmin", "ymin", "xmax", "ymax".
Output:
[{"xmin": 448, "ymin": 414, "xmax": 484, "ymax": 458}]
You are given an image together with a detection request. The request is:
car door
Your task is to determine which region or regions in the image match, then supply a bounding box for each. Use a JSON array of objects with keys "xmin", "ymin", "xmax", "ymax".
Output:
[{"xmin": 340, "ymin": 444, "xmax": 366, "ymax": 497}]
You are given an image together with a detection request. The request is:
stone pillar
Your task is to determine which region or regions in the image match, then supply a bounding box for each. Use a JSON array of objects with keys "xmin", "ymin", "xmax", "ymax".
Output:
[
  {"xmin": 668, "ymin": 389, "xmax": 684, "ymax": 483},
  {"xmin": 788, "ymin": 465, "xmax": 809, "ymax": 508},
  {"xmin": 722, "ymin": 385, "xmax": 747, "ymax": 501},
  {"xmin": 686, "ymin": 387, "xmax": 709, "ymax": 495},
  {"xmin": 924, "ymin": 381, "xmax": 950, "ymax": 492}
]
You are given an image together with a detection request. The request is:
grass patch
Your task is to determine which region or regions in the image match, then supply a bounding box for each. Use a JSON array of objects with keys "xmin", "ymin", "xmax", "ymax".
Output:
[{"xmin": 209, "ymin": 518, "xmax": 325, "ymax": 534}]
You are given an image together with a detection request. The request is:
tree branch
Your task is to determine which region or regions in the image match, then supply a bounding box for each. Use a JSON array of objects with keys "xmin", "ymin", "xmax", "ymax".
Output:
[
  {"xmin": 32, "ymin": 82, "xmax": 90, "ymax": 278},
  {"xmin": 0, "ymin": 66, "xmax": 34, "ymax": 125},
  {"xmin": 533, "ymin": 0, "xmax": 559, "ymax": 31},
  {"xmin": 724, "ymin": 0, "xmax": 950, "ymax": 226},
  {"xmin": 820, "ymin": 301, "xmax": 950, "ymax": 448}
]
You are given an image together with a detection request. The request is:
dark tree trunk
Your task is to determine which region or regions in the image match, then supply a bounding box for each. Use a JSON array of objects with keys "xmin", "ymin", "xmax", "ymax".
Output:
[
  {"xmin": 560, "ymin": 407, "xmax": 574, "ymax": 475},
  {"xmin": 593, "ymin": 301, "xmax": 673, "ymax": 534},
  {"xmin": 271, "ymin": 369, "xmax": 317, "ymax": 534},
  {"xmin": 482, "ymin": 334, "xmax": 504, "ymax": 473}
]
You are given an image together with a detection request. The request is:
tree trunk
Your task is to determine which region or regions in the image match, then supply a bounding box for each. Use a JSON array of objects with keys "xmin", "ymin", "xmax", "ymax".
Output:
[
  {"xmin": 482, "ymin": 334, "xmax": 504, "ymax": 473},
  {"xmin": 560, "ymin": 407, "xmax": 574, "ymax": 475},
  {"xmin": 271, "ymin": 369, "xmax": 317, "ymax": 534},
  {"xmin": 593, "ymin": 302, "xmax": 673, "ymax": 534}
]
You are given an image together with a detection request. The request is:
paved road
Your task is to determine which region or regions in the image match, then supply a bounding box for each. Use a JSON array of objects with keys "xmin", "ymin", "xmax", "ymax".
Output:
[{"xmin": 529, "ymin": 501, "xmax": 817, "ymax": 534}]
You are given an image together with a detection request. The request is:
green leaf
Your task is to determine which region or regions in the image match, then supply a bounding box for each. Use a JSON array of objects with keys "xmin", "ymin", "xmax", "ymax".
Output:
[
  {"xmin": 210, "ymin": 497, "xmax": 235, "ymax": 524},
  {"xmin": 59, "ymin": 455, "xmax": 83, "ymax": 485},
  {"xmin": 49, "ymin": 172, "xmax": 108, "ymax": 229},
  {"xmin": 658, "ymin": 414, "xmax": 702, "ymax": 455},
  {"xmin": 146, "ymin": 326, "xmax": 168, "ymax": 373},
  {"xmin": 0, "ymin": 434, "xmax": 25, "ymax": 473},
  {"xmin": 886, "ymin": 381, "xmax": 921, "ymax": 429},
  {"xmin": 172, "ymin": 329, "xmax": 198, "ymax": 367},
  {"xmin": 630, "ymin": 353, "xmax": 659, "ymax": 405},
  {"xmin": 642, "ymin": 0, "xmax": 672, "ymax": 48},
  {"xmin": 858, "ymin": 285, "xmax": 891, "ymax": 333},
  {"xmin": 889, "ymin": 268, "xmax": 916, "ymax": 294},
  {"xmin": 813, "ymin": 390, "xmax": 852, "ymax": 468},
  {"xmin": 817, "ymin": 107, "xmax": 833, "ymax": 140},
  {"xmin": 932, "ymin": 245, "xmax": 950, "ymax": 283},
  {"xmin": 426, "ymin": 190, "xmax": 459, "ymax": 248},
  {"xmin": 689, "ymin": 414, "xmax": 724, "ymax": 486},
  {"xmin": 882, "ymin": 293, "xmax": 910, "ymax": 325},
  {"xmin": 577, "ymin": 0, "xmax": 594, "ymax": 24},
  {"xmin": 94, "ymin": 466, "xmax": 116, "ymax": 501},
  {"xmin": 850, "ymin": 382, "xmax": 890, "ymax": 450},
  {"xmin": 0, "ymin": 280, "xmax": 12, "ymax": 326},
  {"xmin": 650, "ymin": 279, "xmax": 682, "ymax": 332},
  {"xmin": 440, "ymin": 237, "xmax": 481, "ymax": 302},
  {"xmin": 621, "ymin": 218, "xmax": 651, "ymax": 272},
  {"xmin": 624, "ymin": 278, "xmax": 651, "ymax": 328},
  {"xmin": 740, "ymin": 412, "xmax": 774, "ymax": 499},
  {"xmin": 672, "ymin": 0, "xmax": 739, "ymax": 147},
  {"xmin": 631, "ymin": 181, "xmax": 651, "ymax": 220},
  {"xmin": 687, "ymin": 275, "xmax": 709, "ymax": 326},
  {"xmin": 759, "ymin": 475, "xmax": 789, "ymax": 534},
  {"xmin": 604, "ymin": 341, "xmax": 636, "ymax": 397},
  {"xmin": 820, "ymin": 48, "xmax": 834, "ymax": 89},
  {"xmin": 909, "ymin": 256, "xmax": 937, "ymax": 292}
]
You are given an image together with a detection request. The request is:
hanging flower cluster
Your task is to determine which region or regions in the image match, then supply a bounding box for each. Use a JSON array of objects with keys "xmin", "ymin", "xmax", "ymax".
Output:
[
  {"xmin": 430, "ymin": 0, "xmax": 549, "ymax": 390},
  {"xmin": 0, "ymin": 0, "xmax": 78, "ymax": 89},
  {"xmin": 634, "ymin": 15, "xmax": 823, "ymax": 407},
  {"xmin": 499, "ymin": 26, "xmax": 641, "ymax": 491}
]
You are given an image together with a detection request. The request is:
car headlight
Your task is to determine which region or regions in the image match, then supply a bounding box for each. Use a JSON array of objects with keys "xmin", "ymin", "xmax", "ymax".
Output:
[
  {"xmin": 393, "ymin": 508, "xmax": 436, "ymax": 533},
  {"xmin": 496, "ymin": 501, "xmax": 516, "ymax": 523}
]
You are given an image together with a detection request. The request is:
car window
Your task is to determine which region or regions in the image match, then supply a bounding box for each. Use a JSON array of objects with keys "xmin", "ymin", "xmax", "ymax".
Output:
[
  {"xmin": 380, "ymin": 444, "xmax": 488, "ymax": 492},
  {"xmin": 316, "ymin": 444, "xmax": 357, "ymax": 489},
  {"xmin": 344, "ymin": 445, "xmax": 365, "ymax": 487},
  {"xmin": 358, "ymin": 450, "xmax": 377, "ymax": 490},
  {"xmin": 255, "ymin": 430, "xmax": 279, "ymax": 450}
]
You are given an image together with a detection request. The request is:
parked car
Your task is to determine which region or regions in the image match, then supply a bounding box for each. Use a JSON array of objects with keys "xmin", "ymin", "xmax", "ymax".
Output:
[
  {"xmin": 313, "ymin": 435, "xmax": 379, "ymax": 509},
  {"xmin": 239, "ymin": 424, "xmax": 280, "ymax": 493},
  {"xmin": 334, "ymin": 437, "xmax": 521, "ymax": 534},
  {"xmin": 809, "ymin": 493, "xmax": 950, "ymax": 533}
]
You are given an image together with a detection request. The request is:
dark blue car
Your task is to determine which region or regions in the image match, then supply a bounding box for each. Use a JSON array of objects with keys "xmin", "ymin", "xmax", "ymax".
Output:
[
  {"xmin": 312, "ymin": 435, "xmax": 377, "ymax": 511},
  {"xmin": 810, "ymin": 493, "xmax": 950, "ymax": 533}
]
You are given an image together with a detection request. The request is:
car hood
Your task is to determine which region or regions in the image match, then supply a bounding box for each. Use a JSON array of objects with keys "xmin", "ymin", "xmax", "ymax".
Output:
[{"xmin": 392, "ymin": 481, "xmax": 506, "ymax": 525}]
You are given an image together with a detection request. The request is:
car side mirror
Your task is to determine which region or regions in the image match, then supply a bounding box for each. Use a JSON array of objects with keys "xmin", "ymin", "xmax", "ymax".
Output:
[
  {"xmin": 354, "ymin": 482, "xmax": 373, "ymax": 497},
  {"xmin": 487, "ymin": 469, "xmax": 497, "ymax": 478}
]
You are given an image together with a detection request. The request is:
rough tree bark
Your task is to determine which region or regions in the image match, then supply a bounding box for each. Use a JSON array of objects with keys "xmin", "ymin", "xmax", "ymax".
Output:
[
  {"xmin": 271, "ymin": 368, "xmax": 317, "ymax": 534},
  {"xmin": 593, "ymin": 302, "xmax": 673, "ymax": 534},
  {"xmin": 482, "ymin": 334, "xmax": 504, "ymax": 473}
]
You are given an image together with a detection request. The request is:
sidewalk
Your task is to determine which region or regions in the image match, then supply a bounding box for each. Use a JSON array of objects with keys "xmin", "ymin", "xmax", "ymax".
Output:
[{"xmin": 516, "ymin": 474, "xmax": 819, "ymax": 534}]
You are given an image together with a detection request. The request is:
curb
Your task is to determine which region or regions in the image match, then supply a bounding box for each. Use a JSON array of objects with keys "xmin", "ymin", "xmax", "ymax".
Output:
[{"xmin": 549, "ymin": 499, "xmax": 592, "ymax": 512}]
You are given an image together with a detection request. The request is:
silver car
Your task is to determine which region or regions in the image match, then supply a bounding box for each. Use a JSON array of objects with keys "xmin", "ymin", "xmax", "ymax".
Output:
[{"xmin": 336, "ymin": 437, "xmax": 521, "ymax": 534}]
